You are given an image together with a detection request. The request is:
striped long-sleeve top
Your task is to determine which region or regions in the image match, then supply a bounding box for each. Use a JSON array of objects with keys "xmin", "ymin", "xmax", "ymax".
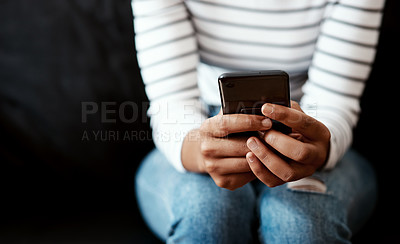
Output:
[{"xmin": 132, "ymin": 0, "xmax": 385, "ymax": 172}]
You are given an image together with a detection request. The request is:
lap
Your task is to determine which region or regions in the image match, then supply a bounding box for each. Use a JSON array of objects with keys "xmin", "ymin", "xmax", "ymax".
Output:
[
  {"xmin": 135, "ymin": 148, "xmax": 377, "ymax": 243},
  {"xmin": 255, "ymin": 149, "xmax": 377, "ymax": 243},
  {"xmin": 135, "ymin": 148, "xmax": 256, "ymax": 242}
]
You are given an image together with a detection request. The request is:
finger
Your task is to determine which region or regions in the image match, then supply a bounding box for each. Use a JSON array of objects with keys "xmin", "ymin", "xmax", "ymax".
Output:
[
  {"xmin": 288, "ymin": 132, "xmax": 304, "ymax": 141},
  {"xmin": 202, "ymin": 114, "xmax": 272, "ymax": 137},
  {"xmin": 290, "ymin": 100, "xmax": 303, "ymax": 112},
  {"xmin": 200, "ymin": 136, "xmax": 249, "ymax": 158},
  {"xmin": 261, "ymin": 103, "xmax": 328, "ymax": 141},
  {"xmin": 212, "ymin": 172, "xmax": 256, "ymax": 191},
  {"xmin": 246, "ymin": 152, "xmax": 285, "ymax": 187},
  {"xmin": 204, "ymin": 157, "xmax": 251, "ymax": 175},
  {"xmin": 262, "ymin": 130, "xmax": 316, "ymax": 164},
  {"xmin": 247, "ymin": 137, "xmax": 301, "ymax": 182}
]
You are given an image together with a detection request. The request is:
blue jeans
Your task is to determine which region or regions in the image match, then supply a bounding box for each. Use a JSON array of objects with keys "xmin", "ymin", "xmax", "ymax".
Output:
[
  {"xmin": 136, "ymin": 103, "xmax": 376, "ymax": 244},
  {"xmin": 135, "ymin": 148, "xmax": 377, "ymax": 244}
]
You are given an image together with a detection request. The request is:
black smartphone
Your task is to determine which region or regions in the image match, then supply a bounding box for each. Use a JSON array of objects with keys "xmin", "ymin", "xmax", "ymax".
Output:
[{"xmin": 218, "ymin": 70, "xmax": 291, "ymax": 134}]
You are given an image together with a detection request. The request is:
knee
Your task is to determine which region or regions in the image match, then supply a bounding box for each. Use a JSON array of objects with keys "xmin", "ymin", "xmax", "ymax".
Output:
[
  {"xmin": 168, "ymin": 183, "xmax": 256, "ymax": 244},
  {"xmin": 259, "ymin": 189, "xmax": 351, "ymax": 244}
]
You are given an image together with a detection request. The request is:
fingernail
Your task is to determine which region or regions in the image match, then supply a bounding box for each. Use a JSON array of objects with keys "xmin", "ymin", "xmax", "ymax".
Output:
[
  {"xmin": 247, "ymin": 153, "xmax": 254, "ymax": 163},
  {"xmin": 262, "ymin": 103, "xmax": 274, "ymax": 116},
  {"xmin": 247, "ymin": 138, "xmax": 258, "ymax": 150},
  {"xmin": 261, "ymin": 118, "xmax": 272, "ymax": 128}
]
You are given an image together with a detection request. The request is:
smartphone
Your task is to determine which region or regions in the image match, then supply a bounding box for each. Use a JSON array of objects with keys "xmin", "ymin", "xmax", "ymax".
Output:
[{"xmin": 218, "ymin": 70, "xmax": 291, "ymax": 134}]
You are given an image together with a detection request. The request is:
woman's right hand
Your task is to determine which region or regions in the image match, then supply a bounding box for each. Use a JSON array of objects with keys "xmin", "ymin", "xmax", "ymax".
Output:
[{"xmin": 181, "ymin": 110, "xmax": 273, "ymax": 190}]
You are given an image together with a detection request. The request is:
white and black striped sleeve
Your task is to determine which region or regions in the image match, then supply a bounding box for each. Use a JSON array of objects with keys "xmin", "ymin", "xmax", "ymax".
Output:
[
  {"xmin": 301, "ymin": 0, "xmax": 385, "ymax": 169},
  {"xmin": 132, "ymin": 0, "xmax": 206, "ymax": 172}
]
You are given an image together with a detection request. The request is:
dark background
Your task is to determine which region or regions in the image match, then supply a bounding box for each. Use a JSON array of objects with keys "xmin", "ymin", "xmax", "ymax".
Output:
[{"xmin": 0, "ymin": 0, "xmax": 398, "ymax": 243}]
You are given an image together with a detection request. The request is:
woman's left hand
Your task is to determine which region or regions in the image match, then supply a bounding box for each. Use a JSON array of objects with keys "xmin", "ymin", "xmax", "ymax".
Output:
[{"xmin": 246, "ymin": 101, "xmax": 331, "ymax": 187}]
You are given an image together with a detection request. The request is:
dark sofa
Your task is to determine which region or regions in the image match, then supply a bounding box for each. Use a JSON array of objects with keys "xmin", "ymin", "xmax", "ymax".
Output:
[{"xmin": 0, "ymin": 0, "xmax": 398, "ymax": 243}]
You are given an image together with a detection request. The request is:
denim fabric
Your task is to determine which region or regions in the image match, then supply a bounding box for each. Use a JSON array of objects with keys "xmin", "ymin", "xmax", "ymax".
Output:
[
  {"xmin": 136, "ymin": 148, "xmax": 256, "ymax": 243},
  {"xmin": 135, "ymin": 106, "xmax": 377, "ymax": 243}
]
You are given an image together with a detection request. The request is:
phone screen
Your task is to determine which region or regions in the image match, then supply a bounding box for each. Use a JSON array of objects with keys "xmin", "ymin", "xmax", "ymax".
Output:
[
  {"xmin": 218, "ymin": 70, "xmax": 291, "ymax": 134},
  {"xmin": 218, "ymin": 70, "xmax": 290, "ymax": 115}
]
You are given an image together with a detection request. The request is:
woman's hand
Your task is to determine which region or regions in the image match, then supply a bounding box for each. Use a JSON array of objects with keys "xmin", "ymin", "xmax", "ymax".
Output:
[
  {"xmin": 245, "ymin": 101, "xmax": 331, "ymax": 187},
  {"xmin": 181, "ymin": 110, "xmax": 273, "ymax": 190}
]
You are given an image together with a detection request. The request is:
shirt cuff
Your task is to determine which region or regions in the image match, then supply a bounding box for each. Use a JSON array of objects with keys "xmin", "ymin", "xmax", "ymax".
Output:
[
  {"xmin": 171, "ymin": 134, "xmax": 188, "ymax": 173},
  {"xmin": 321, "ymin": 133, "xmax": 339, "ymax": 170}
]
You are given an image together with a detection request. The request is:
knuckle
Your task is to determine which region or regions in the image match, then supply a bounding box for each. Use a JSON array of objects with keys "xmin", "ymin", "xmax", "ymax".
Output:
[
  {"xmin": 215, "ymin": 177, "xmax": 231, "ymax": 189},
  {"xmin": 265, "ymin": 181, "xmax": 276, "ymax": 187},
  {"xmin": 261, "ymin": 152, "xmax": 270, "ymax": 164},
  {"xmin": 200, "ymin": 142, "xmax": 214, "ymax": 157},
  {"xmin": 322, "ymin": 126, "xmax": 331, "ymax": 141},
  {"xmin": 226, "ymin": 183, "xmax": 238, "ymax": 191},
  {"xmin": 300, "ymin": 117, "xmax": 314, "ymax": 130},
  {"xmin": 294, "ymin": 147, "xmax": 312, "ymax": 162},
  {"xmin": 246, "ymin": 116, "xmax": 257, "ymax": 129},
  {"xmin": 199, "ymin": 123, "xmax": 207, "ymax": 132},
  {"xmin": 273, "ymin": 108, "xmax": 287, "ymax": 121},
  {"xmin": 282, "ymin": 169, "xmax": 296, "ymax": 182},
  {"xmin": 251, "ymin": 165, "xmax": 264, "ymax": 176},
  {"xmin": 265, "ymin": 132, "xmax": 277, "ymax": 145},
  {"xmin": 200, "ymin": 118, "xmax": 212, "ymax": 131},
  {"xmin": 266, "ymin": 180, "xmax": 281, "ymax": 188},
  {"xmin": 217, "ymin": 117, "xmax": 229, "ymax": 135},
  {"xmin": 204, "ymin": 160, "xmax": 217, "ymax": 173}
]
